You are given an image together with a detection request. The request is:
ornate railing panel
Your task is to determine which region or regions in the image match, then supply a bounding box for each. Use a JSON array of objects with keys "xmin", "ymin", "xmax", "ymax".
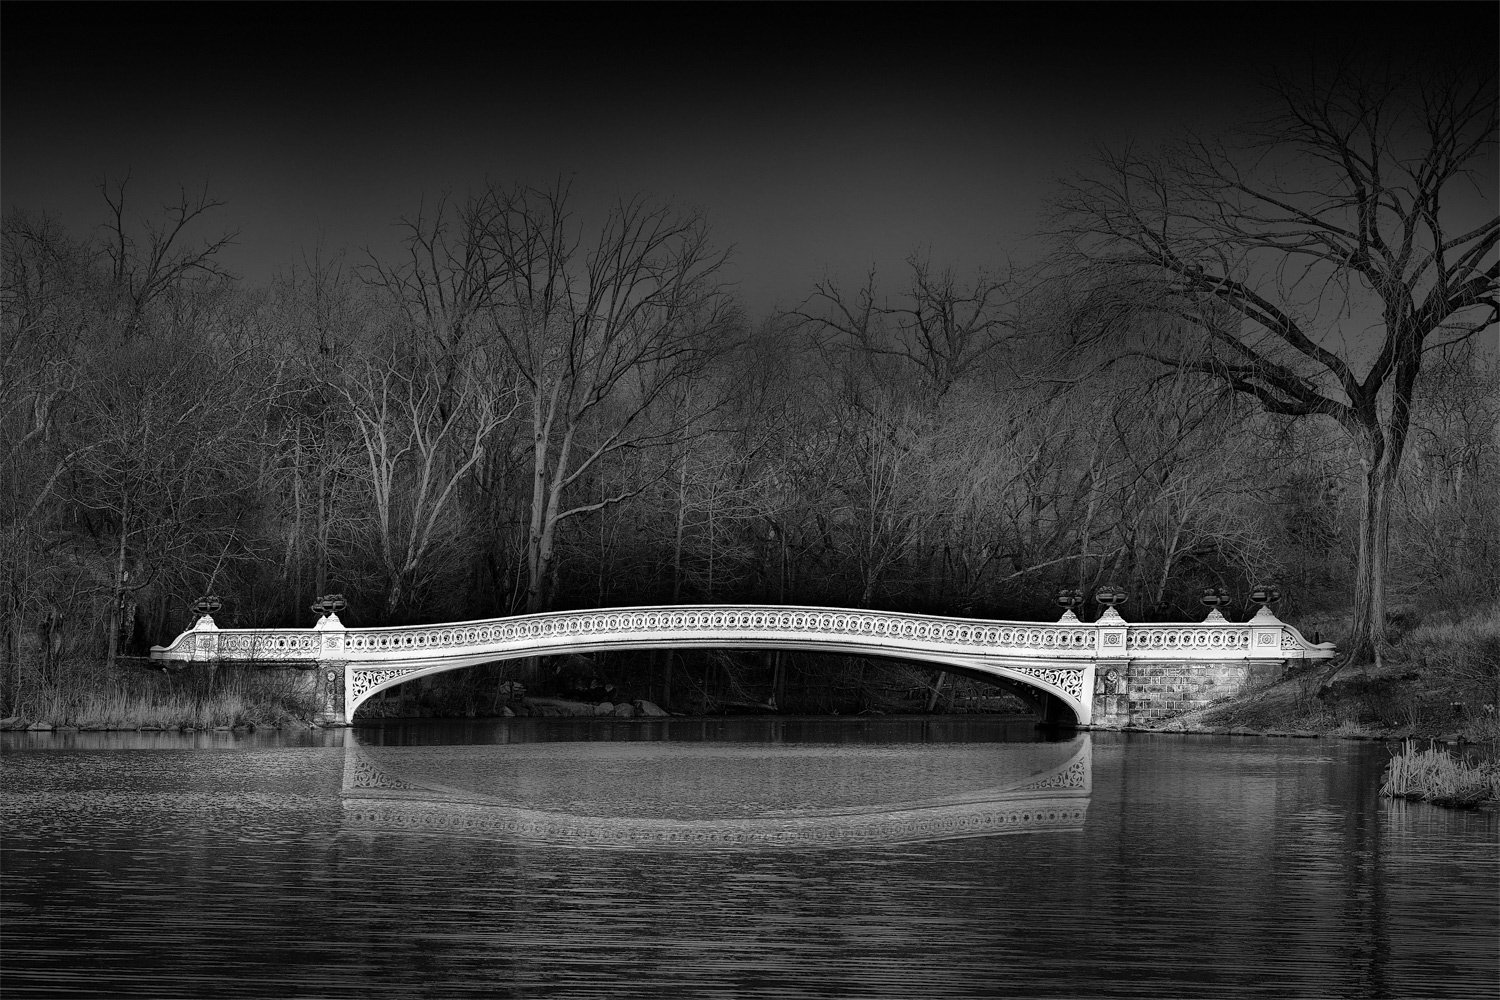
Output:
[{"xmin": 152, "ymin": 604, "xmax": 1330, "ymax": 665}]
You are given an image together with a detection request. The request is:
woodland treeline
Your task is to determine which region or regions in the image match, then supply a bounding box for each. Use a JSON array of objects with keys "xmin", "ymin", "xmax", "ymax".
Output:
[{"xmin": 3, "ymin": 68, "xmax": 1497, "ymax": 716}]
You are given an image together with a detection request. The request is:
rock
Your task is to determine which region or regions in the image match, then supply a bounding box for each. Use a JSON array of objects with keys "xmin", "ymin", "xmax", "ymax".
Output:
[
  {"xmin": 593, "ymin": 702, "xmax": 615, "ymax": 716},
  {"xmin": 0, "ymin": 717, "xmax": 22, "ymax": 730},
  {"xmin": 27, "ymin": 722, "xmax": 53, "ymax": 731},
  {"xmin": 500, "ymin": 706, "xmax": 515, "ymax": 718},
  {"xmin": 634, "ymin": 700, "xmax": 669, "ymax": 717},
  {"xmin": 613, "ymin": 703, "xmax": 635, "ymax": 718},
  {"xmin": 526, "ymin": 697, "xmax": 595, "ymax": 716}
]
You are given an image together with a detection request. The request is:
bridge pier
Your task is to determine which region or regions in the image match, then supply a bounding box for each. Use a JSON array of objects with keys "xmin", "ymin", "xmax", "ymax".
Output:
[
  {"xmin": 1089, "ymin": 658, "xmax": 1288, "ymax": 728},
  {"xmin": 315, "ymin": 661, "xmax": 349, "ymax": 727}
]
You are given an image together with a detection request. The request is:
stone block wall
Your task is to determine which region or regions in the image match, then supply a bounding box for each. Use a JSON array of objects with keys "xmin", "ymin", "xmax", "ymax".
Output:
[{"xmin": 1090, "ymin": 659, "xmax": 1287, "ymax": 727}]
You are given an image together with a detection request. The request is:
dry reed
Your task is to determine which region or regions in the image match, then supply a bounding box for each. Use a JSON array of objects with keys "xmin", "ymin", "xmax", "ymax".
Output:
[
  {"xmin": 1379, "ymin": 739, "xmax": 1499, "ymax": 808},
  {"xmin": 11, "ymin": 666, "xmax": 316, "ymax": 731}
]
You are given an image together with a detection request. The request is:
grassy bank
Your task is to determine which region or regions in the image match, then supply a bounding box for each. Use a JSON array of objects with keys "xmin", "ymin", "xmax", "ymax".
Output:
[
  {"xmin": 1379, "ymin": 739, "xmax": 1500, "ymax": 808},
  {"xmin": 1134, "ymin": 604, "xmax": 1500, "ymax": 744},
  {"xmin": 1, "ymin": 663, "xmax": 318, "ymax": 732}
]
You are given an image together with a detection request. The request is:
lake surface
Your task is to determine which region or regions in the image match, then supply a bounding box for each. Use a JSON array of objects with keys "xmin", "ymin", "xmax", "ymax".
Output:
[{"xmin": 2, "ymin": 718, "xmax": 1496, "ymax": 999}]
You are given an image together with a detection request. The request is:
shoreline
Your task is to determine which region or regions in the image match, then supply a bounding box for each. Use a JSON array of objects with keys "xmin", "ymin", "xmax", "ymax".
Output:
[{"xmin": 2, "ymin": 712, "xmax": 1493, "ymax": 747}]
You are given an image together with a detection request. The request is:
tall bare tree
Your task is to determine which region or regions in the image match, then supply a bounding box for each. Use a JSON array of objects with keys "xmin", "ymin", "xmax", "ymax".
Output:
[
  {"xmin": 335, "ymin": 350, "xmax": 516, "ymax": 618},
  {"xmin": 99, "ymin": 176, "xmax": 236, "ymax": 344},
  {"xmin": 368, "ymin": 185, "xmax": 737, "ymax": 612},
  {"xmin": 470, "ymin": 184, "xmax": 738, "ymax": 610},
  {"xmin": 792, "ymin": 254, "xmax": 1014, "ymax": 396},
  {"xmin": 1054, "ymin": 64, "xmax": 1497, "ymax": 669}
]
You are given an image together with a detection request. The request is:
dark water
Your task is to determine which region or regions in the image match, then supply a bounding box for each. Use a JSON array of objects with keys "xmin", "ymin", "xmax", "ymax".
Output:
[{"xmin": 2, "ymin": 718, "xmax": 1495, "ymax": 999}]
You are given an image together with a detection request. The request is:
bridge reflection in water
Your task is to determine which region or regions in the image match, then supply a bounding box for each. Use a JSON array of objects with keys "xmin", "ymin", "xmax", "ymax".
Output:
[{"xmin": 340, "ymin": 734, "xmax": 1091, "ymax": 850}]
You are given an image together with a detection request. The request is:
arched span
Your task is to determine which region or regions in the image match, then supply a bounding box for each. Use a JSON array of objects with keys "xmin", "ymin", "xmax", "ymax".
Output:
[
  {"xmin": 325, "ymin": 605, "xmax": 1101, "ymax": 725},
  {"xmin": 344, "ymin": 642, "xmax": 1087, "ymax": 725}
]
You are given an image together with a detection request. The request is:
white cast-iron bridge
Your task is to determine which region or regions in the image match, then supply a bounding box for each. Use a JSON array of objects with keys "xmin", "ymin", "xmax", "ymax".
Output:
[{"xmin": 150, "ymin": 603, "xmax": 1335, "ymax": 726}]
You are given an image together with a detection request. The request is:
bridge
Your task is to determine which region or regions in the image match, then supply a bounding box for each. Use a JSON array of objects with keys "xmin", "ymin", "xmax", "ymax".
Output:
[{"xmin": 149, "ymin": 603, "xmax": 1334, "ymax": 727}]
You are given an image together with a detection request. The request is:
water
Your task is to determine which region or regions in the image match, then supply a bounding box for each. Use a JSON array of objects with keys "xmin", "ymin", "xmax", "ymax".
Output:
[{"xmin": 2, "ymin": 719, "xmax": 1496, "ymax": 998}]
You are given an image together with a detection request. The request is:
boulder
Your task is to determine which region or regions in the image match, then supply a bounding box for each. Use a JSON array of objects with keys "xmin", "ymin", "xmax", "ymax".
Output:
[
  {"xmin": 525, "ymin": 697, "xmax": 595, "ymax": 716},
  {"xmin": 612, "ymin": 702, "xmax": 635, "ymax": 717},
  {"xmin": 634, "ymin": 700, "xmax": 669, "ymax": 717},
  {"xmin": 27, "ymin": 721, "xmax": 54, "ymax": 731},
  {"xmin": 593, "ymin": 702, "xmax": 615, "ymax": 716}
]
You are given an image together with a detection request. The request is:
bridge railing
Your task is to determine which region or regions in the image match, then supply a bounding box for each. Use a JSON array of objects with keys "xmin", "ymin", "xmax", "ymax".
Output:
[{"xmin": 149, "ymin": 604, "xmax": 1334, "ymax": 666}]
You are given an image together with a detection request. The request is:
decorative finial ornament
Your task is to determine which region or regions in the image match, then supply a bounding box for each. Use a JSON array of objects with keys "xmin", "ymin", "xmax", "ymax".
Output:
[
  {"xmin": 1055, "ymin": 587, "xmax": 1084, "ymax": 621},
  {"xmin": 1094, "ymin": 583, "xmax": 1127, "ymax": 623},
  {"xmin": 1199, "ymin": 586, "xmax": 1229, "ymax": 622},
  {"xmin": 191, "ymin": 595, "xmax": 222, "ymax": 628},
  {"xmin": 312, "ymin": 594, "xmax": 347, "ymax": 619},
  {"xmin": 1249, "ymin": 583, "xmax": 1282, "ymax": 622},
  {"xmin": 1249, "ymin": 584, "xmax": 1281, "ymax": 608},
  {"xmin": 1095, "ymin": 584, "xmax": 1127, "ymax": 608}
]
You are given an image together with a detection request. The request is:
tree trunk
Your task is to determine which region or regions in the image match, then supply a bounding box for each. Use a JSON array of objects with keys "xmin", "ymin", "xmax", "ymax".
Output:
[
  {"xmin": 1342, "ymin": 457, "xmax": 1397, "ymax": 670},
  {"xmin": 106, "ymin": 496, "xmax": 130, "ymax": 672},
  {"xmin": 662, "ymin": 652, "xmax": 673, "ymax": 711},
  {"xmin": 925, "ymin": 670, "xmax": 945, "ymax": 712},
  {"xmin": 525, "ymin": 417, "xmax": 573, "ymax": 613}
]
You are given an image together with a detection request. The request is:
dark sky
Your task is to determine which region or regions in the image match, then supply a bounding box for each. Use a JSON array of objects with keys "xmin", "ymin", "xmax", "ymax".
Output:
[{"xmin": 4, "ymin": 3, "xmax": 1495, "ymax": 319}]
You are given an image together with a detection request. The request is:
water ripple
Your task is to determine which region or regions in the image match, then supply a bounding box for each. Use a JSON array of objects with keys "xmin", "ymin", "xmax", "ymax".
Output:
[{"xmin": 2, "ymin": 725, "xmax": 1495, "ymax": 999}]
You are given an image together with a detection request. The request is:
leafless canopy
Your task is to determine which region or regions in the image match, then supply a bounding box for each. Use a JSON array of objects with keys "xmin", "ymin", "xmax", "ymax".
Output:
[{"xmin": 1050, "ymin": 60, "xmax": 1498, "ymax": 664}]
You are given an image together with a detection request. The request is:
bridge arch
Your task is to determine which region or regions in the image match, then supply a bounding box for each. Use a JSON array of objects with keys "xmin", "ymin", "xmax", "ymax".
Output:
[{"xmin": 344, "ymin": 641, "xmax": 1084, "ymax": 724}]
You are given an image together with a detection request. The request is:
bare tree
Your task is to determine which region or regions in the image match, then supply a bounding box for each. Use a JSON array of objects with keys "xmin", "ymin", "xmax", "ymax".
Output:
[
  {"xmin": 792, "ymin": 254, "xmax": 1014, "ymax": 396},
  {"xmin": 2, "ymin": 193, "xmax": 248, "ymax": 688},
  {"xmin": 335, "ymin": 351, "xmax": 517, "ymax": 618},
  {"xmin": 255, "ymin": 251, "xmax": 374, "ymax": 621},
  {"xmin": 366, "ymin": 185, "xmax": 738, "ymax": 612},
  {"xmin": 1054, "ymin": 63, "xmax": 1498, "ymax": 669},
  {"xmin": 1390, "ymin": 347, "xmax": 1500, "ymax": 613},
  {"xmin": 470, "ymin": 184, "xmax": 738, "ymax": 611},
  {"xmin": 99, "ymin": 176, "xmax": 237, "ymax": 343}
]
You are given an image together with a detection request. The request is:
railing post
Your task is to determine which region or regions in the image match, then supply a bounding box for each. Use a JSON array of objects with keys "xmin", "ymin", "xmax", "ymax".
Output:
[
  {"xmin": 190, "ymin": 614, "xmax": 220, "ymax": 663},
  {"xmin": 1094, "ymin": 607, "xmax": 1128, "ymax": 657},
  {"xmin": 314, "ymin": 613, "xmax": 349, "ymax": 726},
  {"xmin": 314, "ymin": 612, "xmax": 347, "ymax": 659},
  {"xmin": 1247, "ymin": 605, "xmax": 1285, "ymax": 657}
]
